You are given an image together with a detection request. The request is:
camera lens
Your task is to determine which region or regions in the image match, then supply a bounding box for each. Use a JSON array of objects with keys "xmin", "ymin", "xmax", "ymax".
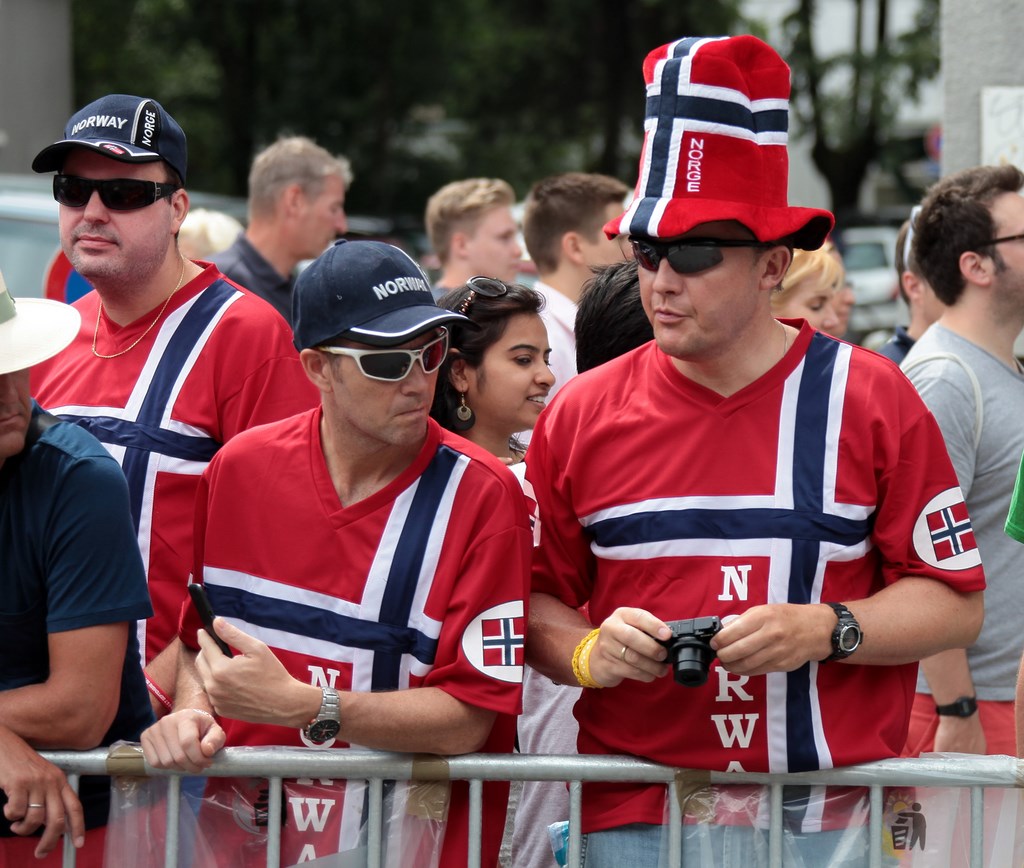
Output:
[{"xmin": 669, "ymin": 637, "xmax": 716, "ymax": 687}]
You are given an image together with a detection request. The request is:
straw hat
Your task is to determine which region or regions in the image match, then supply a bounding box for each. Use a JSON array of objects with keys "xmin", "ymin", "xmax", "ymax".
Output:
[{"xmin": 0, "ymin": 271, "xmax": 81, "ymax": 375}]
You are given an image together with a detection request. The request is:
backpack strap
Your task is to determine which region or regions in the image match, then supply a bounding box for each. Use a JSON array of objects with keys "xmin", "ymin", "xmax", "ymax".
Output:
[
  {"xmin": 902, "ymin": 352, "xmax": 983, "ymax": 450},
  {"xmin": 23, "ymin": 410, "xmax": 61, "ymax": 450},
  {"xmin": 0, "ymin": 410, "xmax": 61, "ymax": 491}
]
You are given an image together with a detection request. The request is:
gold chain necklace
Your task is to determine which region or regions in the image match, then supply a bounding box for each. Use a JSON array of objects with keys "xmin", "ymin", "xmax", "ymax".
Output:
[{"xmin": 92, "ymin": 256, "xmax": 187, "ymax": 359}]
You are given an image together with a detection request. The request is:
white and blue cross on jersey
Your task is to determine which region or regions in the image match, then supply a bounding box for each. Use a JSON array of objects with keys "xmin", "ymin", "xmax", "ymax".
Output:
[
  {"xmin": 201, "ymin": 446, "xmax": 477, "ymax": 695},
  {"xmin": 201, "ymin": 444, "xmax": 511, "ymax": 852},
  {"xmin": 581, "ymin": 333, "xmax": 872, "ymax": 777},
  {"xmin": 45, "ymin": 280, "xmax": 241, "ymax": 560}
]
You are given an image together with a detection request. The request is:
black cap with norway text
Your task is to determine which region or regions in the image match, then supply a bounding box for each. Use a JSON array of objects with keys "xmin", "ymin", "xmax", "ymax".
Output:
[
  {"xmin": 292, "ymin": 240, "xmax": 469, "ymax": 350},
  {"xmin": 32, "ymin": 94, "xmax": 188, "ymax": 183}
]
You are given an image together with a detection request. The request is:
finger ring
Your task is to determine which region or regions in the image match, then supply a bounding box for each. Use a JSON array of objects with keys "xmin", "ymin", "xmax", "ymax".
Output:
[
  {"xmin": 620, "ymin": 645, "xmax": 628, "ymax": 662},
  {"xmin": 27, "ymin": 803, "xmax": 44, "ymax": 809}
]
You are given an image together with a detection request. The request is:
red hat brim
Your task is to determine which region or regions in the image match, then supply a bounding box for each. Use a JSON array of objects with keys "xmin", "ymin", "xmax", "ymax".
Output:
[{"xmin": 605, "ymin": 197, "xmax": 834, "ymax": 250}]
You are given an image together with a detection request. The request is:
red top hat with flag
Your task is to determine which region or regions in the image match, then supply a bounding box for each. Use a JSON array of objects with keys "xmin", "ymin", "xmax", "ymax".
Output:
[{"xmin": 606, "ymin": 35, "xmax": 834, "ymax": 250}]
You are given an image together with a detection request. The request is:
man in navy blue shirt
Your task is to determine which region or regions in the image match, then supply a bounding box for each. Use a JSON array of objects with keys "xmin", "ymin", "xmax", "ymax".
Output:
[{"xmin": 0, "ymin": 271, "xmax": 153, "ymax": 866}]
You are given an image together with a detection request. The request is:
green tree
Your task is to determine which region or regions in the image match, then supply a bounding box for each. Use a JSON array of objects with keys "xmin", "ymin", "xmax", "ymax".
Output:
[
  {"xmin": 71, "ymin": 1, "xmax": 748, "ymax": 221},
  {"xmin": 781, "ymin": 0, "xmax": 940, "ymax": 218}
]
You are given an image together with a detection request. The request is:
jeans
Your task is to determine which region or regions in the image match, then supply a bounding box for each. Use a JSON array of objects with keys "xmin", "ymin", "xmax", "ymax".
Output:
[{"xmin": 581, "ymin": 821, "xmax": 885, "ymax": 868}]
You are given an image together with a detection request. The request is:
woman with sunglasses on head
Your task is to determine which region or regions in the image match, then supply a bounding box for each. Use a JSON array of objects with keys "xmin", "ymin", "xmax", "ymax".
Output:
[
  {"xmin": 431, "ymin": 277, "xmax": 554, "ymax": 473},
  {"xmin": 770, "ymin": 245, "xmax": 846, "ymax": 336}
]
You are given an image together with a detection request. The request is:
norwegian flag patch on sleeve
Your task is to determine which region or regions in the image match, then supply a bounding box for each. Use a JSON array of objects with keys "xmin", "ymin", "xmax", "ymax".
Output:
[
  {"xmin": 912, "ymin": 488, "xmax": 982, "ymax": 570},
  {"xmin": 461, "ymin": 601, "xmax": 526, "ymax": 683}
]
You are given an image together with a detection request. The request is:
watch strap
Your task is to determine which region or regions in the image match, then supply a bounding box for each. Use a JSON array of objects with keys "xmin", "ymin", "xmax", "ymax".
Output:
[
  {"xmin": 823, "ymin": 601, "xmax": 862, "ymax": 662},
  {"xmin": 935, "ymin": 695, "xmax": 978, "ymax": 717}
]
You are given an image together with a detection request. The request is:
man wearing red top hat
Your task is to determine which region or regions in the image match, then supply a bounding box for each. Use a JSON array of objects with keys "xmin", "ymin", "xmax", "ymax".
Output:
[{"xmin": 524, "ymin": 35, "xmax": 985, "ymax": 865}]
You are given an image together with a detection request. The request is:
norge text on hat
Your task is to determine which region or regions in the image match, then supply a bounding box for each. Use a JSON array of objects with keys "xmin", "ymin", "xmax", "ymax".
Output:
[
  {"xmin": 32, "ymin": 94, "xmax": 188, "ymax": 183},
  {"xmin": 606, "ymin": 35, "xmax": 834, "ymax": 250}
]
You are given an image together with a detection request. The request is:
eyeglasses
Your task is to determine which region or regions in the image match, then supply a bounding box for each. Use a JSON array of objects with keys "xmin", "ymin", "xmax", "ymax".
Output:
[
  {"xmin": 317, "ymin": 329, "xmax": 449, "ymax": 382},
  {"xmin": 458, "ymin": 275, "xmax": 509, "ymax": 315},
  {"xmin": 630, "ymin": 237, "xmax": 772, "ymax": 275},
  {"xmin": 53, "ymin": 174, "xmax": 181, "ymax": 211},
  {"xmin": 902, "ymin": 205, "xmax": 922, "ymax": 271},
  {"xmin": 981, "ymin": 232, "xmax": 1024, "ymax": 249}
]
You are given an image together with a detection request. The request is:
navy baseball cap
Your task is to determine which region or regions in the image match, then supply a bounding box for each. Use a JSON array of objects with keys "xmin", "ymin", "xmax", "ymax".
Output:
[
  {"xmin": 32, "ymin": 94, "xmax": 188, "ymax": 183},
  {"xmin": 292, "ymin": 240, "xmax": 469, "ymax": 350}
]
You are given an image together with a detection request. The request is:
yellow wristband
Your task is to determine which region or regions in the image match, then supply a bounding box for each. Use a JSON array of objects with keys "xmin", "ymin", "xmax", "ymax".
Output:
[{"xmin": 571, "ymin": 628, "xmax": 604, "ymax": 689}]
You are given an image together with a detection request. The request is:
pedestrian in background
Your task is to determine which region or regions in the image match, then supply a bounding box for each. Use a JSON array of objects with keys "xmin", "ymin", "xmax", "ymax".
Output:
[
  {"xmin": 211, "ymin": 136, "xmax": 351, "ymax": 324},
  {"xmin": 901, "ymin": 164, "xmax": 1024, "ymax": 758},
  {"xmin": 431, "ymin": 276, "xmax": 553, "ymax": 474},
  {"xmin": 425, "ymin": 178, "xmax": 522, "ymax": 298}
]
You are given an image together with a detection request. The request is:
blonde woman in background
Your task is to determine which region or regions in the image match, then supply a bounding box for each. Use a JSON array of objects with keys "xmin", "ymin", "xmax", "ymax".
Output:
[
  {"xmin": 771, "ymin": 243, "xmax": 846, "ymax": 335},
  {"xmin": 825, "ymin": 239, "xmax": 855, "ymax": 337},
  {"xmin": 178, "ymin": 208, "xmax": 243, "ymax": 260}
]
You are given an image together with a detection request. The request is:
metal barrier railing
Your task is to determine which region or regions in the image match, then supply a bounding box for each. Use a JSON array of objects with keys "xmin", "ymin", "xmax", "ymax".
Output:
[{"xmin": 39, "ymin": 748, "xmax": 1024, "ymax": 868}]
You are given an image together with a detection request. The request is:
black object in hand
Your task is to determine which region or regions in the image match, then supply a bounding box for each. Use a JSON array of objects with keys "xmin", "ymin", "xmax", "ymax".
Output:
[
  {"xmin": 187, "ymin": 583, "xmax": 234, "ymax": 657},
  {"xmin": 658, "ymin": 616, "xmax": 722, "ymax": 687}
]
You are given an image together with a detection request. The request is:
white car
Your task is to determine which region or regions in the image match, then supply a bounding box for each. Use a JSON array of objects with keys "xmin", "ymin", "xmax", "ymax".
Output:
[
  {"xmin": 838, "ymin": 224, "xmax": 905, "ymax": 341},
  {"xmin": 0, "ymin": 173, "xmax": 248, "ymax": 302},
  {"xmin": 0, "ymin": 174, "xmax": 61, "ymax": 300}
]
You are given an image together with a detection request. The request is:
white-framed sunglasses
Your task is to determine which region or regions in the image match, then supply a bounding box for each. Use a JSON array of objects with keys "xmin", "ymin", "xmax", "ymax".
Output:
[{"xmin": 317, "ymin": 328, "xmax": 449, "ymax": 382}]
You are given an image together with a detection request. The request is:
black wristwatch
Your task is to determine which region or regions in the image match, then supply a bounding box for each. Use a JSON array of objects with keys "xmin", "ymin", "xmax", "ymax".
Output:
[
  {"xmin": 823, "ymin": 602, "xmax": 862, "ymax": 662},
  {"xmin": 935, "ymin": 696, "xmax": 978, "ymax": 718},
  {"xmin": 303, "ymin": 687, "xmax": 341, "ymax": 744}
]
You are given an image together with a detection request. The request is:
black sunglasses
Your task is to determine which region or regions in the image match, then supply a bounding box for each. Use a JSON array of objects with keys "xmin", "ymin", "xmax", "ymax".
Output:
[
  {"xmin": 458, "ymin": 275, "xmax": 509, "ymax": 315},
  {"xmin": 630, "ymin": 237, "xmax": 773, "ymax": 275},
  {"xmin": 981, "ymin": 232, "xmax": 1024, "ymax": 249},
  {"xmin": 53, "ymin": 174, "xmax": 181, "ymax": 211}
]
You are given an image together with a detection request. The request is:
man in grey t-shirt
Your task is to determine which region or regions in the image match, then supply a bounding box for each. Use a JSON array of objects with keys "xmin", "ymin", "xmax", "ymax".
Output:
[{"xmin": 901, "ymin": 164, "xmax": 1024, "ymax": 757}]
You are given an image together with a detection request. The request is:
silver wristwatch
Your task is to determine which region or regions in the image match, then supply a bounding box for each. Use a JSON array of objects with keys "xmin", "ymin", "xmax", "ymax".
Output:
[{"xmin": 302, "ymin": 687, "xmax": 341, "ymax": 744}]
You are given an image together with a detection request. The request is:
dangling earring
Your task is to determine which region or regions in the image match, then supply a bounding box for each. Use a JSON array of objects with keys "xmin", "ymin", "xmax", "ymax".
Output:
[{"xmin": 452, "ymin": 392, "xmax": 475, "ymax": 431}]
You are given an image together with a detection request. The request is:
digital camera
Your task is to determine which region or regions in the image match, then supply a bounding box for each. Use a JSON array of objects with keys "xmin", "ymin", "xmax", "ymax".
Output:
[{"xmin": 658, "ymin": 616, "xmax": 722, "ymax": 687}]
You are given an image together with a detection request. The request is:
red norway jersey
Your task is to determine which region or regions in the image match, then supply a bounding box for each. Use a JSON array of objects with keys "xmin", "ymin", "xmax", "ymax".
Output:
[
  {"xmin": 32, "ymin": 263, "xmax": 318, "ymax": 663},
  {"xmin": 527, "ymin": 323, "xmax": 985, "ymax": 834},
  {"xmin": 181, "ymin": 412, "xmax": 532, "ymax": 866}
]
